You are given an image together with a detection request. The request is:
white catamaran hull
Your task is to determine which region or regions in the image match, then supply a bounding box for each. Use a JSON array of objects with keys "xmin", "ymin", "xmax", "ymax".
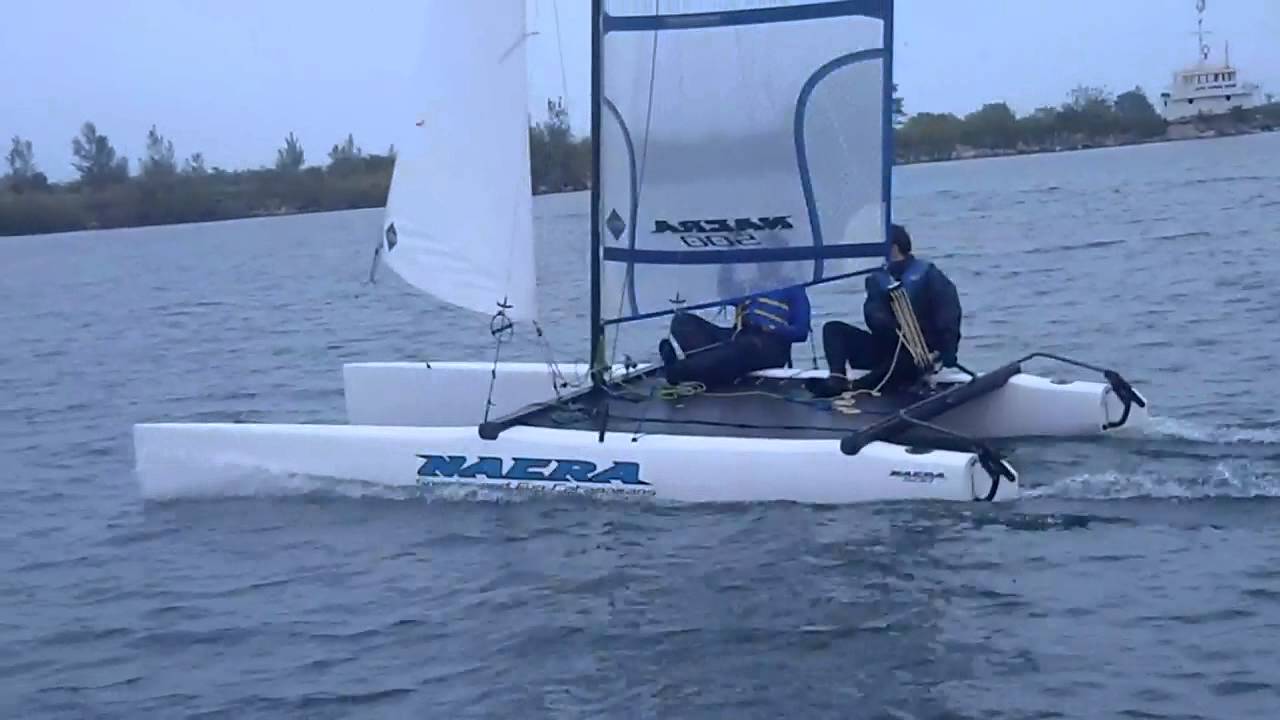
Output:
[
  {"xmin": 131, "ymin": 360, "xmax": 1147, "ymax": 504},
  {"xmin": 133, "ymin": 421, "xmax": 1011, "ymax": 504},
  {"xmin": 342, "ymin": 361, "xmax": 1147, "ymax": 438}
]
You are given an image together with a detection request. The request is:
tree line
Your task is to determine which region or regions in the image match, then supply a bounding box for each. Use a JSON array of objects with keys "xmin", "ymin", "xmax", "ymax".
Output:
[
  {"xmin": 895, "ymin": 85, "xmax": 1279, "ymax": 162},
  {"xmin": 1, "ymin": 99, "xmax": 591, "ymax": 236},
  {"xmin": 3, "ymin": 89, "xmax": 1278, "ymax": 236}
]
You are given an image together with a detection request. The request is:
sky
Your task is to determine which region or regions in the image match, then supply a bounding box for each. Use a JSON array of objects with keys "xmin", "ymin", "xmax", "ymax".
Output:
[{"xmin": 3, "ymin": 1, "xmax": 1277, "ymax": 182}]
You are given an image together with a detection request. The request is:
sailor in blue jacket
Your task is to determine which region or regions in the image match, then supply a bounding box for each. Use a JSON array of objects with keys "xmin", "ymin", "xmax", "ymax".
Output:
[
  {"xmin": 807, "ymin": 223, "xmax": 963, "ymax": 397},
  {"xmin": 659, "ymin": 283, "xmax": 811, "ymax": 387}
]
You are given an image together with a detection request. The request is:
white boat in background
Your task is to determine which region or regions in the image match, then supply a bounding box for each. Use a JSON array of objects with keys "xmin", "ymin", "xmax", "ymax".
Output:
[
  {"xmin": 133, "ymin": 0, "xmax": 1149, "ymax": 505},
  {"xmin": 1159, "ymin": 0, "xmax": 1262, "ymax": 123}
]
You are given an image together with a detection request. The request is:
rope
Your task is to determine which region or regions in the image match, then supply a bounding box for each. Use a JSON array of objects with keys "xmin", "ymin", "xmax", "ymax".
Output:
[
  {"xmin": 636, "ymin": 1, "xmax": 660, "ymax": 187},
  {"xmin": 888, "ymin": 284, "xmax": 933, "ymax": 371},
  {"xmin": 657, "ymin": 381, "xmax": 705, "ymax": 400},
  {"xmin": 482, "ymin": 300, "xmax": 515, "ymax": 423},
  {"xmin": 532, "ymin": 320, "xmax": 571, "ymax": 401},
  {"xmin": 654, "ymin": 378, "xmax": 831, "ymax": 411},
  {"xmin": 551, "ymin": 0, "xmax": 570, "ymax": 111},
  {"xmin": 830, "ymin": 334, "xmax": 904, "ymax": 415}
]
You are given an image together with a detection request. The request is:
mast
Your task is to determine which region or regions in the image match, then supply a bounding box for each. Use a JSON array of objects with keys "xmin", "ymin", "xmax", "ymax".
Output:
[
  {"xmin": 882, "ymin": 0, "xmax": 895, "ymax": 258},
  {"xmin": 588, "ymin": 0, "xmax": 604, "ymax": 386}
]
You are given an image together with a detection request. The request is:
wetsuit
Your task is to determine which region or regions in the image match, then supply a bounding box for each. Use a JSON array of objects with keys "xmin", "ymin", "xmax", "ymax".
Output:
[
  {"xmin": 811, "ymin": 256, "xmax": 961, "ymax": 395},
  {"xmin": 662, "ymin": 285, "xmax": 811, "ymax": 386}
]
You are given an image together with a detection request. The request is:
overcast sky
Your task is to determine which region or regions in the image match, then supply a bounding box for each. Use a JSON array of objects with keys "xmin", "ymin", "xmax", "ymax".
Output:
[{"xmin": 3, "ymin": 1, "xmax": 1276, "ymax": 181}]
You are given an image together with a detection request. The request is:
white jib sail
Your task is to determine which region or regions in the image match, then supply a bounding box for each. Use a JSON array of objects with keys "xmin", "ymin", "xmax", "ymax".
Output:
[{"xmin": 381, "ymin": 0, "xmax": 538, "ymax": 320}]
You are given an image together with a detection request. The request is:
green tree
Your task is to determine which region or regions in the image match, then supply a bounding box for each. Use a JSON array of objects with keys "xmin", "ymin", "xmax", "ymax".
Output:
[
  {"xmin": 529, "ymin": 98, "xmax": 579, "ymax": 191},
  {"xmin": 3, "ymin": 136, "xmax": 49, "ymax": 193},
  {"xmin": 71, "ymin": 122, "xmax": 129, "ymax": 186},
  {"xmin": 328, "ymin": 133, "xmax": 362, "ymax": 162},
  {"xmin": 892, "ymin": 83, "xmax": 906, "ymax": 126},
  {"xmin": 1015, "ymin": 106, "xmax": 1061, "ymax": 148},
  {"xmin": 275, "ymin": 132, "xmax": 305, "ymax": 172},
  {"xmin": 140, "ymin": 124, "xmax": 178, "ymax": 179},
  {"xmin": 570, "ymin": 137, "xmax": 592, "ymax": 189},
  {"xmin": 962, "ymin": 102, "xmax": 1019, "ymax": 149},
  {"xmin": 1114, "ymin": 87, "xmax": 1165, "ymax": 137},
  {"xmin": 183, "ymin": 152, "xmax": 208, "ymax": 176},
  {"xmin": 897, "ymin": 112, "xmax": 964, "ymax": 160},
  {"xmin": 6, "ymin": 136, "xmax": 36, "ymax": 178},
  {"xmin": 327, "ymin": 133, "xmax": 364, "ymax": 175},
  {"xmin": 1058, "ymin": 85, "xmax": 1116, "ymax": 138},
  {"xmin": 1065, "ymin": 85, "xmax": 1112, "ymax": 110}
]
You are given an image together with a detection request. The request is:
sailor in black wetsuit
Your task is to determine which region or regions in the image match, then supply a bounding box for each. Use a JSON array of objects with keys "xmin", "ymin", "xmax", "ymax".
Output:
[
  {"xmin": 658, "ymin": 284, "xmax": 811, "ymax": 387},
  {"xmin": 806, "ymin": 224, "xmax": 962, "ymax": 397}
]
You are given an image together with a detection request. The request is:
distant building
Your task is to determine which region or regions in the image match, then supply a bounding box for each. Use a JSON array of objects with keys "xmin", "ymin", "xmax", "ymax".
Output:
[{"xmin": 1159, "ymin": 0, "xmax": 1261, "ymax": 123}]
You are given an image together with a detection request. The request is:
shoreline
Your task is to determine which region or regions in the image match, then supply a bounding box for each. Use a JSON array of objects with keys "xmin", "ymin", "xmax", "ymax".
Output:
[
  {"xmin": 895, "ymin": 124, "xmax": 1277, "ymax": 167},
  {"xmin": 3, "ymin": 127, "xmax": 1276, "ymax": 240}
]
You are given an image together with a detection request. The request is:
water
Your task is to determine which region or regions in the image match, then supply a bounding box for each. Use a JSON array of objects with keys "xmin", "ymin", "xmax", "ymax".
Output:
[{"xmin": 2, "ymin": 133, "xmax": 1279, "ymax": 718}]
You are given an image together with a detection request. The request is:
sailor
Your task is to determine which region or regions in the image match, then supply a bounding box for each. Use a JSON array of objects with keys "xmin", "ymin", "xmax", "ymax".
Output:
[
  {"xmin": 806, "ymin": 223, "xmax": 962, "ymax": 397},
  {"xmin": 658, "ymin": 282, "xmax": 811, "ymax": 387}
]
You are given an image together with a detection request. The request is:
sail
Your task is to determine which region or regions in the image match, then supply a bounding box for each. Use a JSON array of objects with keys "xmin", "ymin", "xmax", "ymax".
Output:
[
  {"xmin": 596, "ymin": 0, "xmax": 892, "ymax": 323},
  {"xmin": 381, "ymin": 0, "xmax": 537, "ymax": 320}
]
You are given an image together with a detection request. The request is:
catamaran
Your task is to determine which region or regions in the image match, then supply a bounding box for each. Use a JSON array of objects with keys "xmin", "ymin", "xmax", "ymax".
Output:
[{"xmin": 133, "ymin": 0, "xmax": 1149, "ymax": 504}]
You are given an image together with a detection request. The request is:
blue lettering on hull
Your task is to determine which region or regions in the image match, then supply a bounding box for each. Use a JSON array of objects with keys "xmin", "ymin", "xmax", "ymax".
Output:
[{"xmin": 416, "ymin": 454, "xmax": 647, "ymax": 491}]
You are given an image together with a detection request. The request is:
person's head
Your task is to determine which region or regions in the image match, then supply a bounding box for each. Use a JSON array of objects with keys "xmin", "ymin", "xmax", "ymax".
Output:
[{"xmin": 889, "ymin": 223, "xmax": 912, "ymax": 262}]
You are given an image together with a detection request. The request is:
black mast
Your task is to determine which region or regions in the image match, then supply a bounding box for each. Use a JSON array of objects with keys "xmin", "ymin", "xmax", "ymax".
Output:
[{"xmin": 588, "ymin": 0, "xmax": 605, "ymax": 387}]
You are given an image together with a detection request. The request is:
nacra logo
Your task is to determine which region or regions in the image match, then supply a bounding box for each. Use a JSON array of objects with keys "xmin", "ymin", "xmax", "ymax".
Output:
[
  {"xmin": 652, "ymin": 216, "xmax": 794, "ymax": 235},
  {"xmin": 416, "ymin": 454, "xmax": 646, "ymax": 486},
  {"xmin": 652, "ymin": 215, "xmax": 794, "ymax": 250},
  {"xmin": 890, "ymin": 469, "xmax": 946, "ymax": 483}
]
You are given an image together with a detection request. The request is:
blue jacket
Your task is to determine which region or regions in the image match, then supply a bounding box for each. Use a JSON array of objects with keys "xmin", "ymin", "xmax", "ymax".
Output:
[
  {"xmin": 864, "ymin": 256, "xmax": 962, "ymax": 365},
  {"xmin": 733, "ymin": 285, "xmax": 811, "ymax": 343}
]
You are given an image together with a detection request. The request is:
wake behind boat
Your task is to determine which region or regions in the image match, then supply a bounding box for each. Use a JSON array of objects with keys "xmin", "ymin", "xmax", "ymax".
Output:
[{"xmin": 133, "ymin": 0, "xmax": 1149, "ymax": 504}]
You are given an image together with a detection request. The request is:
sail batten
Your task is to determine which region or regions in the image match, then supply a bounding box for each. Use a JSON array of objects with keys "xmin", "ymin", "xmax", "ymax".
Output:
[
  {"xmin": 603, "ymin": 0, "xmax": 887, "ymax": 32},
  {"xmin": 597, "ymin": 0, "xmax": 892, "ymax": 325}
]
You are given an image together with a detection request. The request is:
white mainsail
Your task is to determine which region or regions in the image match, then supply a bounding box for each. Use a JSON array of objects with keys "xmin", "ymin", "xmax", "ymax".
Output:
[
  {"xmin": 596, "ymin": 0, "xmax": 892, "ymax": 323},
  {"xmin": 381, "ymin": 0, "xmax": 538, "ymax": 320}
]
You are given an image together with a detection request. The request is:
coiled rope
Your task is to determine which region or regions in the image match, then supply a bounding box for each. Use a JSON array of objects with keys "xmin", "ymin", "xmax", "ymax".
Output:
[{"xmin": 887, "ymin": 283, "xmax": 934, "ymax": 372}]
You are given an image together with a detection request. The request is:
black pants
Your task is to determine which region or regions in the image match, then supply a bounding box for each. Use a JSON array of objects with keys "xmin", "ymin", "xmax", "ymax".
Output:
[
  {"xmin": 822, "ymin": 320, "xmax": 921, "ymax": 389},
  {"xmin": 665, "ymin": 313, "xmax": 790, "ymax": 386}
]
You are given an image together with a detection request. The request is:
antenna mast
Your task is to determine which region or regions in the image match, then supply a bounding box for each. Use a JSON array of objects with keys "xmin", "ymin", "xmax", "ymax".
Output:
[{"xmin": 1196, "ymin": 0, "xmax": 1210, "ymax": 63}]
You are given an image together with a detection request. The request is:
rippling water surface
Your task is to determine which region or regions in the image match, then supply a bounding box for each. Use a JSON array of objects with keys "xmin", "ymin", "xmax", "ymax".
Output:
[{"xmin": 2, "ymin": 134, "xmax": 1279, "ymax": 718}]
